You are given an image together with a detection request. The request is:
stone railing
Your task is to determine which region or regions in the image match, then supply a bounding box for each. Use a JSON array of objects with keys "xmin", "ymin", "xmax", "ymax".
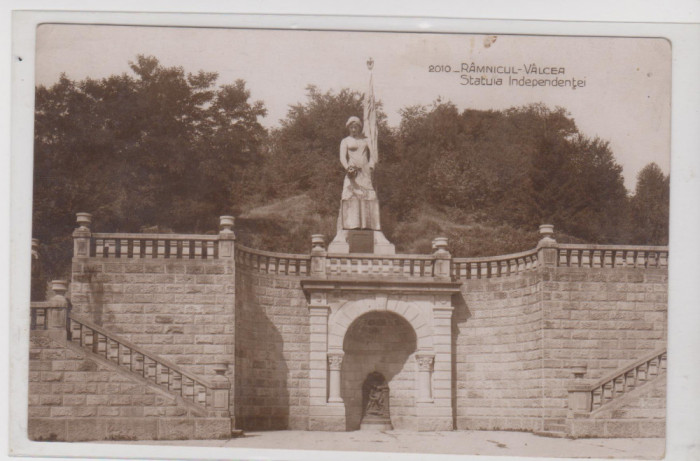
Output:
[
  {"xmin": 30, "ymin": 280, "xmax": 70, "ymax": 336},
  {"xmin": 452, "ymin": 248, "xmax": 539, "ymax": 280},
  {"xmin": 90, "ymin": 233, "xmax": 220, "ymax": 259},
  {"xmin": 556, "ymin": 245, "xmax": 668, "ymax": 269},
  {"xmin": 310, "ymin": 235, "xmax": 452, "ymax": 279},
  {"xmin": 67, "ymin": 314, "xmax": 230, "ymax": 417},
  {"xmin": 70, "ymin": 214, "xmax": 668, "ymax": 280},
  {"xmin": 71, "ymin": 213, "xmax": 236, "ymax": 260},
  {"xmin": 568, "ymin": 348, "xmax": 667, "ymax": 415},
  {"xmin": 324, "ymin": 253, "xmax": 438, "ymax": 278},
  {"xmin": 235, "ymin": 244, "xmax": 311, "ymax": 276}
]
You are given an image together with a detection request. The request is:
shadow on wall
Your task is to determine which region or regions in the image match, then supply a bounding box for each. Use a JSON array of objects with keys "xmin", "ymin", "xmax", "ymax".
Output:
[
  {"xmin": 234, "ymin": 273, "xmax": 290, "ymax": 430},
  {"xmin": 451, "ymin": 292, "xmax": 471, "ymax": 429},
  {"xmin": 77, "ymin": 265, "xmax": 104, "ymax": 325},
  {"xmin": 341, "ymin": 311, "xmax": 417, "ymax": 430}
]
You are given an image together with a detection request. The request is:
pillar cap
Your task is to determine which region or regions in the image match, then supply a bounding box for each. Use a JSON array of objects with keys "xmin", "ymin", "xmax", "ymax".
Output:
[
  {"xmin": 311, "ymin": 234, "xmax": 326, "ymax": 252},
  {"xmin": 76, "ymin": 212, "xmax": 92, "ymax": 230}
]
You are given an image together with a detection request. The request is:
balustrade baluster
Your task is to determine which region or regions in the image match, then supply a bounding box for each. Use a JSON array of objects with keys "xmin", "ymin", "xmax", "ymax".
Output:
[
  {"xmin": 194, "ymin": 241, "xmax": 202, "ymax": 259},
  {"xmin": 614, "ymin": 251, "xmax": 624, "ymax": 267},
  {"xmin": 581, "ymin": 250, "xmax": 591, "ymax": 267},
  {"xmin": 570, "ymin": 250, "xmax": 580, "ymax": 266},
  {"xmin": 604, "ymin": 251, "xmax": 613, "ymax": 268},
  {"xmin": 559, "ymin": 249, "xmax": 568, "ymax": 267},
  {"xmin": 134, "ymin": 239, "xmax": 143, "ymax": 258},
  {"xmin": 106, "ymin": 239, "xmax": 116, "ymax": 257},
  {"xmin": 147, "ymin": 360, "xmax": 156, "ymax": 381},
  {"xmin": 508, "ymin": 259, "xmax": 517, "ymax": 275},
  {"xmin": 635, "ymin": 251, "xmax": 646, "ymax": 268}
]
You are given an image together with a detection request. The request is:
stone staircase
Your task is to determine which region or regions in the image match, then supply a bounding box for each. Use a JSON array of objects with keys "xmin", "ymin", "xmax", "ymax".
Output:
[
  {"xmin": 65, "ymin": 314, "xmax": 231, "ymax": 417},
  {"xmin": 566, "ymin": 348, "xmax": 667, "ymax": 438},
  {"xmin": 29, "ymin": 301, "xmax": 234, "ymax": 441}
]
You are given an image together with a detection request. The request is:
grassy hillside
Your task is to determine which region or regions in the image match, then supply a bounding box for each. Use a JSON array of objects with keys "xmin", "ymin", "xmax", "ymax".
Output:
[{"xmin": 235, "ymin": 194, "xmax": 585, "ymax": 257}]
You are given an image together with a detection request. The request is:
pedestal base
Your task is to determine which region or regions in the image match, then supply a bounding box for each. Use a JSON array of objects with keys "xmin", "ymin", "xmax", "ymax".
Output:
[
  {"xmin": 328, "ymin": 229, "xmax": 395, "ymax": 254},
  {"xmin": 360, "ymin": 415, "xmax": 393, "ymax": 431}
]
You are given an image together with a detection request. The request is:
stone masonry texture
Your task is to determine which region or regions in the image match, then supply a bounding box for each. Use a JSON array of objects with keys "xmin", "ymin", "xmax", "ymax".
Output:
[
  {"xmin": 29, "ymin": 243, "xmax": 667, "ymax": 441},
  {"xmin": 28, "ymin": 333, "xmax": 231, "ymax": 441}
]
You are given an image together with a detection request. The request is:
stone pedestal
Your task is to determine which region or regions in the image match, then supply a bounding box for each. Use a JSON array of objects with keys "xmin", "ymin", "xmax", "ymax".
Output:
[
  {"xmin": 360, "ymin": 415, "xmax": 393, "ymax": 431},
  {"xmin": 328, "ymin": 229, "xmax": 395, "ymax": 254}
]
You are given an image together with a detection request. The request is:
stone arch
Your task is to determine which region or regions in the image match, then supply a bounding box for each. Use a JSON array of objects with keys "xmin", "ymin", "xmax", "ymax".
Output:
[{"xmin": 328, "ymin": 298, "xmax": 433, "ymax": 351}]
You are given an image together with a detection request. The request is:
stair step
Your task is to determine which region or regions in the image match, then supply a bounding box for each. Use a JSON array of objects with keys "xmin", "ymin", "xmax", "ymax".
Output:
[{"xmin": 534, "ymin": 430, "xmax": 567, "ymax": 438}]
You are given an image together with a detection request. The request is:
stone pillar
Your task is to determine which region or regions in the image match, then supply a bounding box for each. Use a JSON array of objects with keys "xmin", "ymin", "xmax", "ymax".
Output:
[
  {"xmin": 432, "ymin": 237, "xmax": 451, "ymax": 280},
  {"xmin": 416, "ymin": 353, "xmax": 435, "ymax": 403},
  {"xmin": 537, "ymin": 224, "xmax": 558, "ymax": 267},
  {"xmin": 208, "ymin": 363, "xmax": 232, "ymax": 418},
  {"xmin": 310, "ymin": 234, "xmax": 327, "ymax": 277},
  {"xmin": 72, "ymin": 212, "xmax": 92, "ymax": 258},
  {"xmin": 414, "ymin": 295, "xmax": 453, "ymax": 431},
  {"xmin": 327, "ymin": 352, "xmax": 344, "ymax": 403},
  {"xmin": 567, "ymin": 365, "xmax": 592, "ymax": 416},
  {"xmin": 218, "ymin": 215, "xmax": 236, "ymax": 259},
  {"xmin": 307, "ymin": 292, "xmax": 345, "ymax": 430}
]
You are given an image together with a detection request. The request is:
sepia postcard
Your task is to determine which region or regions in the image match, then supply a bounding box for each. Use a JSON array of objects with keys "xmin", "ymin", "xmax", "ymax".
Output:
[{"xmin": 8, "ymin": 8, "xmax": 700, "ymax": 461}]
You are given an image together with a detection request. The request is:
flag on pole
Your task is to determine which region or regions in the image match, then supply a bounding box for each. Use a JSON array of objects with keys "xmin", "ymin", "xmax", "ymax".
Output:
[{"xmin": 363, "ymin": 58, "xmax": 378, "ymax": 168}]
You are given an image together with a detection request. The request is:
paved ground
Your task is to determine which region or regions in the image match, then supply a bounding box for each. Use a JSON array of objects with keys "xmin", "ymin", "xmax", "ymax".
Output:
[{"xmin": 113, "ymin": 430, "xmax": 665, "ymax": 459}]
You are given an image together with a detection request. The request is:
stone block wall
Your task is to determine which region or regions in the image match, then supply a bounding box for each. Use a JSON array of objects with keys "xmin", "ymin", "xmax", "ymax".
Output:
[
  {"xmin": 455, "ymin": 272, "xmax": 545, "ymax": 432},
  {"xmin": 540, "ymin": 266, "xmax": 668, "ymax": 432},
  {"xmin": 234, "ymin": 269, "xmax": 309, "ymax": 430},
  {"xmin": 60, "ymin": 226, "xmax": 667, "ymax": 438},
  {"xmin": 28, "ymin": 333, "xmax": 230, "ymax": 441},
  {"xmin": 70, "ymin": 258, "xmax": 235, "ymax": 382}
]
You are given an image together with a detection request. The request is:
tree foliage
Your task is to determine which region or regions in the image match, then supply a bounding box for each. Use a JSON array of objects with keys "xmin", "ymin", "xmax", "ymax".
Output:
[
  {"xmin": 629, "ymin": 163, "xmax": 670, "ymax": 244},
  {"xmin": 31, "ymin": 56, "xmax": 670, "ymax": 281},
  {"xmin": 33, "ymin": 55, "xmax": 267, "ymax": 277}
]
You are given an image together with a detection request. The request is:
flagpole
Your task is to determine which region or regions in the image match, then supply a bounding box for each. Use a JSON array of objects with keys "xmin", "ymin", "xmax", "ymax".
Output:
[{"xmin": 363, "ymin": 57, "xmax": 378, "ymax": 169}]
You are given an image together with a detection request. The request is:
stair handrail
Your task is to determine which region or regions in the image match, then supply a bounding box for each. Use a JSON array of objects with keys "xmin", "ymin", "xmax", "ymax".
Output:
[
  {"xmin": 68, "ymin": 314, "xmax": 216, "ymax": 389},
  {"xmin": 568, "ymin": 347, "xmax": 667, "ymax": 415},
  {"xmin": 588, "ymin": 347, "xmax": 667, "ymax": 392}
]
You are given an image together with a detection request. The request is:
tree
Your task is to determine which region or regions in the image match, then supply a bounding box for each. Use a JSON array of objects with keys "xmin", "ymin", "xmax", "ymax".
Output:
[
  {"xmin": 266, "ymin": 85, "xmax": 395, "ymax": 217},
  {"xmin": 33, "ymin": 55, "xmax": 267, "ymax": 278},
  {"xmin": 629, "ymin": 163, "xmax": 670, "ymax": 244}
]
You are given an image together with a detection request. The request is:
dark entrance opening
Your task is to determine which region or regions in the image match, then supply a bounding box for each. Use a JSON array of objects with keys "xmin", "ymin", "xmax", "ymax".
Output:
[{"xmin": 360, "ymin": 371, "xmax": 392, "ymax": 430}]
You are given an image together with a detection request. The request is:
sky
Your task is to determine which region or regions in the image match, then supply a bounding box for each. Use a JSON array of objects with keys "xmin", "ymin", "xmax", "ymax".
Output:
[{"xmin": 35, "ymin": 24, "xmax": 671, "ymax": 191}]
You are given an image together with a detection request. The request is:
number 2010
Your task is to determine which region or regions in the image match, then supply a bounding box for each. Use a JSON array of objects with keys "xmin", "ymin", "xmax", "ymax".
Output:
[{"xmin": 428, "ymin": 65, "xmax": 452, "ymax": 72}]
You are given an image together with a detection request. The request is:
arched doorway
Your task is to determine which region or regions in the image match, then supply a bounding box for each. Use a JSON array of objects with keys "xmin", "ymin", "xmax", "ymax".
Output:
[{"xmin": 341, "ymin": 311, "xmax": 417, "ymax": 430}]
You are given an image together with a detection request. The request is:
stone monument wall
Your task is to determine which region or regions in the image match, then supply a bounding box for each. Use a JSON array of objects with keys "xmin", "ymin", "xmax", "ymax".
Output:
[
  {"xmin": 455, "ymin": 271, "xmax": 545, "ymax": 432},
  {"xmin": 70, "ymin": 257, "xmax": 236, "ymax": 381},
  {"xmin": 234, "ymin": 247, "xmax": 311, "ymax": 430},
  {"xmin": 540, "ymin": 265, "xmax": 667, "ymax": 433},
  {"xmin": 55, "ymin": 217, "xmax": 668, "ymax": 438}
]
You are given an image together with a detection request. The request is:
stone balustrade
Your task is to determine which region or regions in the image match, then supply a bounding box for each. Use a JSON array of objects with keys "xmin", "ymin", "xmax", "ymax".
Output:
[
  {"xmin": 568, "ymin": 348, "xmax": 667, "ymax": 415},
  {"xmin": 325, "ymin": 253, "xmax": 438, "ymax": 278},
  {"xmin": 235, "ymin": 244, "xmax": 311, "ymax": 276},
  {"xmin": 557, "ymin": 245, "xmax": 668, "ymax": 269},
  {"xmin": 67, "ymin": 315, "xmax": 230, "ymax": 417},
  {"xmin": 90, "ymin": 233, "xmax": 220, "ymax": 259},
  {"xmin": 71, "ymin": 214, "xmax": 669, "ymax": 280},
  {"xmin": 452, "ymin": 248, "xmax": 539, "ymax": 280}
]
